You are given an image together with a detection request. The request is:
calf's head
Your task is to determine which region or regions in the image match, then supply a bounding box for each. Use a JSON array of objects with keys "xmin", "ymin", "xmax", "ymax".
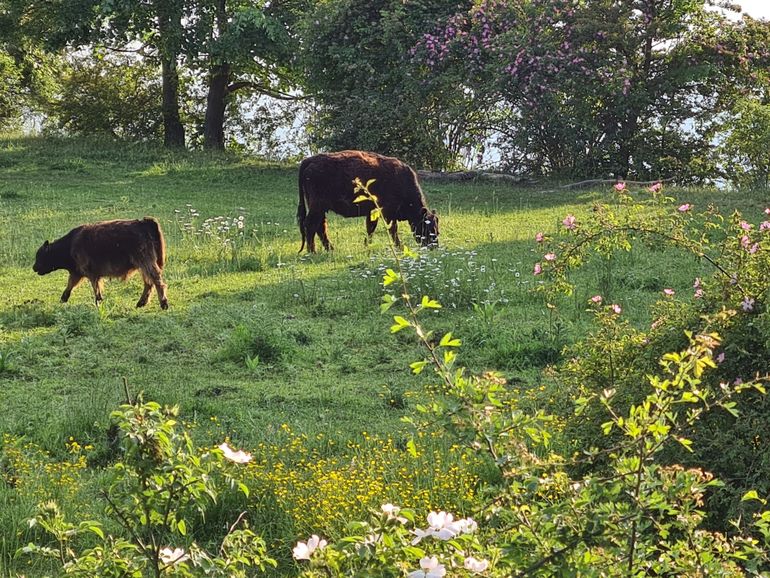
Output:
[
  {"xmin": 32, "ymin": 241, "xmax": 56, "ymax": 275},
  {"xmin": 412, "ymin": 209, "xmax": 440, "ymax": 247}
]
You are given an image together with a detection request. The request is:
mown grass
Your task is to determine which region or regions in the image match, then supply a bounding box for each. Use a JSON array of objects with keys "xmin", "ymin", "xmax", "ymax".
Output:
[{"xmin": 0, "ymin": 134, "xmax": 763, "ymax": 575}]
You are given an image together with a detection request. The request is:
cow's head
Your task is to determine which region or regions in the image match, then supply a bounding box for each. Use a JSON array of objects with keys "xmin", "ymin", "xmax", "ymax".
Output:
[
  {"xmin": 32, "ymin": 241, "xmax": 55, "ymax": 275},
  {"xmin": 412, "ymin": 209, "xmax": 439, "ymax": 247}
]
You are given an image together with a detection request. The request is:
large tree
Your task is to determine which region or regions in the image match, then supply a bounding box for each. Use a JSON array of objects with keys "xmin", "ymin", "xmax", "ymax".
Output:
[
  {"xmin": 301, "ymin": 0, "xmax": 478, "ymax": 170},
  {"xmin": 186, "ymin": 0, "xmax": 303, "ymax": 150},
  {"xmin": 414, "ymin": 0, "xmax": 760, "ymax": 179},
  {"xmin": 97, "ymin": 0, "xmax": 187, "ymax": 147}
]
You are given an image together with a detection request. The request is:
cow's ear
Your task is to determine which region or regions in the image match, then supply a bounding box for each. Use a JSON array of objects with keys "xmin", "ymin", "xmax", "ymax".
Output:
[
  {"xmin": 43, "ymin": 240, "xmax": 49, "ymax": 247},
  {"xmin": 431, "ymin": 209, "xmax": 437, "ymax": 216}
]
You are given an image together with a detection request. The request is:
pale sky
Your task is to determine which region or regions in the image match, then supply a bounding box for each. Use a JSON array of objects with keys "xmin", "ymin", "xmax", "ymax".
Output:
[{"xmin": 723, "ymin": 0, "xmax": 770, "ymax": 20}]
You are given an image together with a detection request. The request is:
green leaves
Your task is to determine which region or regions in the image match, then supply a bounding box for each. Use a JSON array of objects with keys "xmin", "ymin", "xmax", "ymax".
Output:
[
  {"xmin": 390, "ymin": 315, "xmax": 411, "ymax": 333},
  {"xmin": 382, "ymin": 268, "xmax": 400, "ymax": 286},
  {"xmin": 439, "ymin": 332, "xmax": 461, "ymax": 347}
]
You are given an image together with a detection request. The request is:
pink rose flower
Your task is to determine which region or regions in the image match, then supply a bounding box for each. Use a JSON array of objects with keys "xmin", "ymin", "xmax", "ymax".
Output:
[
  {"xmin": 741, "ymin": 235, "xmax": 751, "ymax": 248},
  {"xmin": 535, "ymin": 232, "xmax": 545, "ymax": 242},
  {"xmin": 663, "ymin": 288, "xmax": 675, "ymax": 296},
  {"xmin": 678, "ymin": 203, "xmax": 692, "ymax": 212},
  {"xmin": 648, "ymin": 182, "xmax": 662, "ymax": 193},
  {"xmin": 544, "ymin": 252, "xmax": 556, "ymax": 261},
  {"xmin": 590, "ymin": 295, "xmax": 603, "ymax": 304},
  {"xmin": 534, "ymin": 263, "xmax": 542, "ymax": 275},
  {"xmin": 614, "ymin": 182, "xmax": 626, "ymax": 192},
  {"xmin": 562, "ymin": 215, "xmax": 576, "ymax": 230}
]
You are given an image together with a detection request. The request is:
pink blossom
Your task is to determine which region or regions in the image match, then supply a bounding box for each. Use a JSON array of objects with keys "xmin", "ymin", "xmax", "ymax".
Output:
[
  {"xmin": 614, "ymin": 182, "xmax": 626, "ymax": 192},
  {"xmin": 534, "ymin": 263, "xmax": 542, "ymax": 275},
  {"xmin": 611, "ymin": 304, "xmax": 622, "ymax": 314},
  {"xmin": 741, "ymin": 235, "xmax": 751, "ymax": 248},
  {"xmin": 562, "ymin": 214, "xmax": 576, "ymax": 230},
  {"xmin": 590, "ymin": 295, "xmax": 603, "ymax": 304},
  {"xmin": 693, "ymin": 277, "xmax": 702, "ymax": 289},
  {"xmin": 760, "ymin": 221, "xmax": 770, "ymax": 232},
  {"xmin": 663, "ymin": 288, "xmax": 675, "ymax": 296},
  {"xmin": 765, "ymin": 207, "xmax": 770, "ymax": 215},
  {"xmin": 678, "ymin": 204, "xmax": 692, "ymax": 212},
  {"xmin": 749, "ymin": 243, "xmax": 759, "ymax": 254},
  {"xmin": 740, "ymin": 221, "xmax": 753, "ymax": 231},
  {"xmin": 544, "ymin": 252, "xmax": 556, "ymax": 261},
  {"xmin": 647, "ymin": 182, "xmax": 662, "ymax": 193},
  {"xmin": 716, "ymin": 352, "xmax": 725, "ymax": 364},
  {"xmin": 535, "ymin": 232, "xmax": 545, "ymax": 242},
  {"xmin": 694, "ymin": 288, "xmax": 704, "ymax": 299}
]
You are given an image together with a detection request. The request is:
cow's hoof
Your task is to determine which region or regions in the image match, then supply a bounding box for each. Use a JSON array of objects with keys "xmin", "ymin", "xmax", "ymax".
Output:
[{"xmin": 160, "ymin": 300, "xmax": 169, "ymax": 310}]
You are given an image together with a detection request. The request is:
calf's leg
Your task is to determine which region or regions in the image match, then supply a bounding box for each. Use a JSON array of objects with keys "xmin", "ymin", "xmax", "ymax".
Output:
[
  {"xmin": 89, "ymin": 277, "xmax": 104, "ymax": 305},
  {"xmin": 138, "ymin": 262, "xmax": 168, "ymax": 310},
  {"xmin": 61, "ymin": 272, "xmax": 83, "ymax": 303}
]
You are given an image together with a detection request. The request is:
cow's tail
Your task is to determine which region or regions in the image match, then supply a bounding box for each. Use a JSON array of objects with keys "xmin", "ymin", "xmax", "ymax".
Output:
[
  {"xmin": 144, "ymin": 217, "xmax": 166, "ymax": 268},
  {"xmin": 297, "ymin": 161, "xmax": 308, "ymax": 253}
]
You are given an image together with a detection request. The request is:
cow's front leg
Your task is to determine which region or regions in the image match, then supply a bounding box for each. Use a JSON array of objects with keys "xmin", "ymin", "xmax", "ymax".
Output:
[
  {"xmin": 61, "ymin": 272, "xmax": 83, "ymax": 303},
  {"xmin": 365, "ymin": 214, "xmax": 378, "ymax": 245},
  {"xmin": 387, "ymin": 220, "xmax": 401, "ymax": 247},
  {"xmin": 89, "ymin": 277, "xmax": 104, "ymax": 305}
]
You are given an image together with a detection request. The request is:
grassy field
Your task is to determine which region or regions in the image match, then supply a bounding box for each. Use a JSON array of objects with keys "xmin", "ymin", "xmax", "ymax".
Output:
[{"xmin": 0, "ymin": 135, "xmax": 760, "ymax": 575}]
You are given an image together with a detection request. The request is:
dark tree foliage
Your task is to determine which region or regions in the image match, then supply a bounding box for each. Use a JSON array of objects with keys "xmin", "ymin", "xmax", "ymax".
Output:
[
  {"xmin": 301, "ymin": 0, "xmax": 478, "ymax": 170},
  {"xmin": 186, "ymin": 0, "xmax": 305, "ymax": 151},
  {"xmin": 0, "ymin": 0, "xmax": 71, "ymax": 125},
  {"xmin": 53, "ymin": 57, "xmax": 164, "ymax": 140}
]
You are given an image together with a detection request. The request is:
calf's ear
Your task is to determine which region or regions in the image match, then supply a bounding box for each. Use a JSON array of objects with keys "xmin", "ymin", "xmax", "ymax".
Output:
[{"xmin": 43, "ymin": 240, "xmax": 49, "ymax": 247}]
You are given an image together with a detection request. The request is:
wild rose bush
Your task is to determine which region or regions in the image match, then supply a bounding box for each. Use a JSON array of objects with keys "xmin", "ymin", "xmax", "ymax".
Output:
[
  {"xmin": 287, "ymin": 180, "xmax": 770, "ymax": 576},
  {"xmin": 534, "ymin": 182, "xmax": 770, "ymax": 528},
  {"xmin": 20, "ymin": 399, "xmax": 275, "ymax": 577}
]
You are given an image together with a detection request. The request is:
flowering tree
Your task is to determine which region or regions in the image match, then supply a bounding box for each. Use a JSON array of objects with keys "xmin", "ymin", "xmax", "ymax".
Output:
[
  {"xmin": 301, "ymin": 0, "xmax": 482, "ymax": 170},
  {"xmin": 413, "ymin": 0, "xmax": 765, "ymax": 179}
]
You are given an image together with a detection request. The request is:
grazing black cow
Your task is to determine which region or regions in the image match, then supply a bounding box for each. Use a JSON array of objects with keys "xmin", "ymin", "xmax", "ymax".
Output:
[
  {"xmin": 297, "ymin": 150, "xmax": 439, "ymax": 253},
  {"xmin": 33, "ymin": 217, "xmax": 169, "ymax": 309}
]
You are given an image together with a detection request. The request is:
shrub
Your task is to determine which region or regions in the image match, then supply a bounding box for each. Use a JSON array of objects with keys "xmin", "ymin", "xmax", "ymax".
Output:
[{"xmin": 536, "ymin": 181, "xmax": 770, "ymax": 528}]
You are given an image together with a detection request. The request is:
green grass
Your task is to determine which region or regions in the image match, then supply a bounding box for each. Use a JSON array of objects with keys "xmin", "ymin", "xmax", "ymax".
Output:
[
  {"xmin": 0, "ymin": 135, "xmax": 757, "ymax": 448},
  {"xmin": 0, "ymin": 134, "xmax": 765, "ymax": 575}
]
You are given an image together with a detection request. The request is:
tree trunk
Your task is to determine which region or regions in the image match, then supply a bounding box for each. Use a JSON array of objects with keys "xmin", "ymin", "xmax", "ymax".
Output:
[
  {"xmin": 156, "ymin": 0, "xmax": 185, "ymax": 148},
  {"xmin": 203, "ymin": 62, "xmax": 230, "ymax": 150},
  {"xmin": 161, "ymin": 56, "xmax": 185, "ymax": 148}
]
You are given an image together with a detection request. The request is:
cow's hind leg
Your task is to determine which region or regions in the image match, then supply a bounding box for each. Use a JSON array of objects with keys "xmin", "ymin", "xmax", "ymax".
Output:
[
  {"xmin": 303, "ymin": 211, "xmax": 325, "ymax": 253},
  {"xmin": 61, "ymin": 272, "xmax": 83, "ymax": 303},
  {"xmin": 88, "ymin": 277, "xmax": 104, "ymax": 305},
  {"xmin": 138, "ymin": 261, "xmax": 168, "ymax": 310},
  {"xmin": 319, "ymin": 215, "xmax": 333, "ymax": 251}
]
